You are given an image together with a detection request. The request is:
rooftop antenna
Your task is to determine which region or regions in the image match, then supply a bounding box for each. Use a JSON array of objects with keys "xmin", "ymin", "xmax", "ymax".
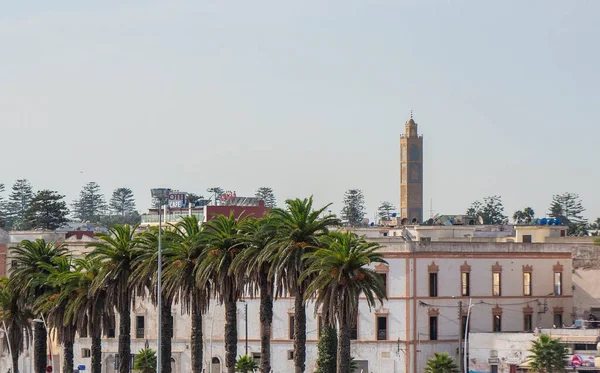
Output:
[{"xmin": 427, "ymin": 198, "xmax": 436, "ymax": 219}]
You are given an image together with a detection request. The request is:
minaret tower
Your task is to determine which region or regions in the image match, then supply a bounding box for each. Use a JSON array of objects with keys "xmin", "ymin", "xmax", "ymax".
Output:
[{"xmin": 400, "ymin": 111, "xmax": 423, "ymax": 224}]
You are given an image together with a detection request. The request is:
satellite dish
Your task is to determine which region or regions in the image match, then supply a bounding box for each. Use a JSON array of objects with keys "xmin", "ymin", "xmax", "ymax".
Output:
[
  {"xmin": 449, "ymin": 219, "xmax": 455, "ymax": 225},
  {"xmin": 427, "ymin": 218, "xmax": 434, "ymax": 225},
  {"xmin": 370, "ymin": 222, "xmax": 375, "ymax": 227},
  {"xmin": 478, "ymin": 216, "xmax": 484, "ymax": 225}
]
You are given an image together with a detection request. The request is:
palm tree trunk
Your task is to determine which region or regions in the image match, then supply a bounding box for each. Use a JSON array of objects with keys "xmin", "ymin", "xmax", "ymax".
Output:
[
  {"xmin": 34, "ymin": 321, "xmax": 47, "ymax": 373},
  {"xmin": 161, "ymin": 298, "xmax": 172, "ymax": 373},
  {"xmin": 293, "ymin": 288, "xmax": 306, "ymax": 373},
  {"xmin": 63, "ymin": 329, "xmax": 76, "ymax": 373},
  {"xmin": 224, "ymin": 296, "xmax": 237, "ymax": 373},
  {"xmin": 12, "ymin": 348, "xmax": 20, "ymax": 373},
  {"xmin": 336, "ymin": 321, "xmax": 351, "ymax": 373},
  {"xmin": 91, "ymin": 324, "xmax": 102, "ymax": 373},
  {"xmin": 118, "ymin": 294, "xmax": 131, "ymax": 373},
  {"xmin": 258, "ymin": 269, "xmax": 273, "ymax": 373},
  {"xmin": 190, "ymin": 292, "xmax": 203, "ymax": 373}
]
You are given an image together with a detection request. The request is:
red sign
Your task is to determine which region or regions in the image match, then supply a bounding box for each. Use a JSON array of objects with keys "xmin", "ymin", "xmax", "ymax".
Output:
[
  {"xmin": 46, "ymin": 366, "xmax": 53, "ymax": 373},
  {"xmin": 220, "ymin": 191, "xmax": 237, "ymax": 201}
]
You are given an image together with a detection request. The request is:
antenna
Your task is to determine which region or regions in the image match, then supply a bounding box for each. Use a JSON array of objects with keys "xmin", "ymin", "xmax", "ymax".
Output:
[{"xmin": 427, "ymin": 198, "xmax": 436, "ymax": 219}]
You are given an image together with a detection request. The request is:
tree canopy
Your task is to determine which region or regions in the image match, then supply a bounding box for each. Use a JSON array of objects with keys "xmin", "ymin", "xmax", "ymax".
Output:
[
  {"xmin": 341, "ymin": 189, "xmax": 366, "ymax": 227},
  {"xmin": 548, "ymin": 192, "xmax": 587, "ymax": 235},
  {"xmin": 527, "ymin": 334, "xmax": 567, "ymax": 373},
  {"xmin": 72, "ymin": 182, "xmax": 107, "ymax": 222},
  {"xmin": 466, "ymin": 195, "xmax": 507, "ymax": 225},
  {"xmin": 377, "ymin": 201, "xmax": 396, "ymax": 220},
  {"xmin": 25, "ymin": 190, "xmax": 69, "ymax": 230},
  {"xmin": 255, "ymin": 187, "xmax": 276, "ymax": 208}
]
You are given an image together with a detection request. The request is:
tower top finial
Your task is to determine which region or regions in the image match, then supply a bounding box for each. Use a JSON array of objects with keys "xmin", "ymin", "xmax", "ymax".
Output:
[{"xmin": 410, "ymin": 110, "xmax": 413, "ymax": 119}]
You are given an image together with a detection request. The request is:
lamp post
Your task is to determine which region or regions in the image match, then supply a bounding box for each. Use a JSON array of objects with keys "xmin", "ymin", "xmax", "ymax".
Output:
[
  {"xmin": 463, "ymin": 299, "xmax": 474, "ymax": 373},
  {"xmin": 150, "ymin": 188, "xmax": 171, "ymax": 373},
  {"xmin": 32, "ymin": 315, "xmax": 53, "ymax": 373},
  {"xmin": 0, "ymin": 321, "xmax": 15, "ymax": 373}
]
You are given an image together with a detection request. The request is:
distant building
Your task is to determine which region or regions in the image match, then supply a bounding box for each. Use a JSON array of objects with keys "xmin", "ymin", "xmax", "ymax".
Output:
[{"xmin": 400, "ymin": 112, "xmax": 424, "ymax": 224}]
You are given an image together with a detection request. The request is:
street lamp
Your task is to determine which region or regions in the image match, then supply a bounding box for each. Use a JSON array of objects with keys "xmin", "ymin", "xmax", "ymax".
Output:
[
  {"xmin": 150, "ymin": 188, "xmax": 170, "ymax": 373},
  {"xmin": 32, "ymin": 315, "xmax": 54, "ymax": 373},
  {"xmin": 0, "ymin": 321, "xmax": 15, "ymax": 373},
  {"xmin": 463, "ymin": 299, "xmax": 474, "ymax": 373}
]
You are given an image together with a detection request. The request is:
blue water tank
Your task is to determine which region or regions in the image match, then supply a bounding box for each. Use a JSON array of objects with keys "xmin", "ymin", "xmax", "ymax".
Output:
[
  {"xmin": 392, "ymin": 213, "xmax": 397, "ymax": 217},
  {"xmin": 540, "ymin": 218, "xmax": 548, "ymax": 225}
]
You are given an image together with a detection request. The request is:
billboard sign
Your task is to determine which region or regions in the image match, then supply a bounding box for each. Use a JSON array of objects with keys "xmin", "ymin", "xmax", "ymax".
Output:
[{"xmin": 168, "ymin": 192, "xmax": 187, "ymax": 208}]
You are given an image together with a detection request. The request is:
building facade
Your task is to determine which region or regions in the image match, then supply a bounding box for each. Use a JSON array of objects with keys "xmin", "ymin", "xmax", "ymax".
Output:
[
  {"xmin": 400, "ymin": 113, "xmax": 424, "ymax": 224},
  {"xmin": 0, "ymin": 227, "xmax": 582, "ymax": 373}
]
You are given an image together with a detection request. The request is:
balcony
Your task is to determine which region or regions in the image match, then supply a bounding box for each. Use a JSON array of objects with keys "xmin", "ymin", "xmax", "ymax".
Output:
[
  {"xmin": 141, "ymin": 213, "xmax": 204, "ymax": 225},
  {"xmin": 377, "ymin": 329, "xmax": 387, "ymax": 340},
  {"xmin": 136, "ymin": 328, "xmax": 144, "ymax": 339}
]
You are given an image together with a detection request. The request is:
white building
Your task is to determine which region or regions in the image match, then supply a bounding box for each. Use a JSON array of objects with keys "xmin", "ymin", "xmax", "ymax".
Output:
[{"xmin": 0, "ymin": 226, "xmax": 587, "ymax": 373}]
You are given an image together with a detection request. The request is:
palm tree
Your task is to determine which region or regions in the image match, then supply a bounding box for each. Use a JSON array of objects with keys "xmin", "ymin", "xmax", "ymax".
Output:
[
  {"xmin": 231, "ymin": 217, "xmax": 277, "ymax": 373},
  {"xmin": 269, "ymin": 197, "xmax": 340, "ymax": 373},
  {"xmin": 302, "ymin": 231, "xmax": 386, "ymax": 373},
  {"xmin": 235, "ymin": 355, "xmax": 258, "ymax": 373},
  {"xmin": 131, "ymin": 227, "xmax": 176, "ymax": 373},
  {"xmin": 0, "ymin": 277, "xmax": 33, "ymax": 373},
  {"xmin": 88, "ymin": 224, "xmax": 143, "ymax": 373},
  {"xmin": 163, "ymin": 216, "xmax": 208, "ymax": 373},
  {"xmin": 34, "ymin": 256, "xmax": 78, "ymax": 373},
  {"xmin": 66, "ymin": 258, "xmax": 112, "ymax": 373},
  {"xmin": 197, "ymin": 213, "xmax": 246, "ymax": 373},
  {"xmin": 134, "ymin": 348, "xmax": 157, "ymax": 373},
  {"xmin": 527, "ymin": 334, "xmax": 568, "ymax": 373},
  {"xmin": 9, "ymin": 239, "xmax": 68, "ymax": 373},
  {"xmin": 425, "ymin": 352, "xmax": 460, "ymax": 373}
]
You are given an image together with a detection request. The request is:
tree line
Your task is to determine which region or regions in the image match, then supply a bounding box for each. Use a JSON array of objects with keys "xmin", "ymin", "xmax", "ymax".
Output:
[
  {"xmin": 0, "ymin": 181, "xmax": 278, "ymax": 231},
  {"xmin": 0, "ymin": 197, "xmax": 383, "ymax": 373},
  {"xmin": 466, "ymin": 192, "xmax": 594, "ymax": 236}
]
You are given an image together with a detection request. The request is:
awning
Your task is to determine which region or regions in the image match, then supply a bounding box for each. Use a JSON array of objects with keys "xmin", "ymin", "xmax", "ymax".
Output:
[{"xmin": 556, "ymin": 335, "xmax": 599, "ymax": 343}]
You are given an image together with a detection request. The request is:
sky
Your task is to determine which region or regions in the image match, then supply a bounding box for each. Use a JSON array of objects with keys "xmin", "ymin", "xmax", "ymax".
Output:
[{"xmin": 1, "ymin": 0, "xmax": 599, "ymax": 222}]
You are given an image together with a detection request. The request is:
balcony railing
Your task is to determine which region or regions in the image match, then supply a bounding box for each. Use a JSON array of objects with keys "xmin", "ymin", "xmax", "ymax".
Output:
[
  {"xmin": 136, "ymin": 328, "xmax": 144, "ymax": 339},
  {"xmin": 141, "ymin": 213, "xmax": 204, "ymax": 224},
  {"xmin": 377, "ymin": 329, "xmax": 387, "ymax": 340}
]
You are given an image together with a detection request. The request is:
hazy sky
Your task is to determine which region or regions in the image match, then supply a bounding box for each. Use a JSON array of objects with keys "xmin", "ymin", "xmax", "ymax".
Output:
[{"xmin": 1, "ymin": 1, "xmax": 599, "ymax": 222}]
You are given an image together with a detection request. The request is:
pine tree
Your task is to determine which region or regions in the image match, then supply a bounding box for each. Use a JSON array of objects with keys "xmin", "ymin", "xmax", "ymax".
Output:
[
  {"xmin": 377, "ymin": 201, "xmax": 396, "ymax": 220},
  {"xmin": 466, "ymin": 195, "xmax": 507, "ymax": 225},
  {"xmin": 26, "ymin": 190, "xmax": 69, "ymax": 230},
  {"xmin": 255, "ymin": 187, "xmax": 276, "ymax": 208},
  {"xmin": 548, "ymin": 192, "xmax": 587, "ymax": 235},
  {"xmin": 341, "ymin": 189, "xmax": 366, "ymax": 227},
  {"xmin": 5, "ymin": 179, "xmax": 34, "ymax": 229},
  {"xmin": 109, "ymin": 188, "xmax": 137, "ymax": 216},
  {"xmin": 72, "ymin": 182, "xmax": 107, "ymax": 222},
  {"xmin": 186, "ymin": 193, "xmax": 204, "ymax": 207}
]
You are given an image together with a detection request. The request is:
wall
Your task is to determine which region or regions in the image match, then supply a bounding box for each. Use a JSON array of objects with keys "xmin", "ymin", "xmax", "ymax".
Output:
[{"xmin": 469, "ymin": 333, "xmax": 534, "ymax": 373}]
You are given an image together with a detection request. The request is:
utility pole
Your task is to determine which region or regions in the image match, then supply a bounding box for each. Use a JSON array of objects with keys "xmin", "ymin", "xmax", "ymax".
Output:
[{"xmin": 458, "ymin": 301, "xmax": 464, "ymax": 373}]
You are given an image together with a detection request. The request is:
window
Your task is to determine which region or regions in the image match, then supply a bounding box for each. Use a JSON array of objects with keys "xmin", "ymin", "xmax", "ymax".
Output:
[
  {"xmin": 461, "ymin": 272, "xmax": 470, "ymax": 296},
  {"xmin": 554, "ymin": 313, "xmax": 563, "ymax": 327},
  {"xmin": 493, "ymin": 272, "xmax": 501, "ymax": 296},
  {"xmin": 136, "ymin": 316, "xmax": 145, "ymax": 339},
  {"xmin": 574, "ymin": 344, "xmax": 597, "ymax": 351},
  {"xmin": 523, "ymin": 272, "xmax": 532, "ymax": 296},
  {"xmin": 170, "ymin": 315, "xmax": 174, "ymax": 338},
  {"xmin": 554, "ymin": 272, "xmax": 562, "ymax": 295},
  {"xmin": 429, "ymin": 273, "xmax": 438, "ymax": 297},
  {"xmin": 287, "ymin": 350, "xmax": 294, "ymax": 360},
  {"xmin": 420, "ymin": 237, "xmax": 432, "ymax": 243},
  {"xmin": 81, "ymin": 348, "xmax": 91, "ymax": 358},
  {"xmin": 493, "ymin": 315, "xmax": 502, "ymax": 332},
  {"xmin": 524, "ymin": 314, "xmax": 533, "ymax": 332},
  {"xmin": 491, "ymin": 365, "xmax": 498, "ymax": 373},
  {"xmin": 429, "ymin": 316, "xmax": 438, "ymax": 340},
  {"xmin": 289, "ymin": 315, "xmax": 295, "ymax": 340},
  {"xmin": 107, "ymin": 316, "xmax": 116, "ymax": 338},
  {"xmin": 522, "ymin": 235, "xmax": 532, "ymax": 243},
  {"xmin": 377, "ymin": 316, "xmax": 387, "ymax": 340},
  {"xmin": 11, "ymin": 260, "xmax": 18, "ymax": 268},
  {"xmin": 379, "ymin": 273, "xmax": 387, "ymax": 297}
]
